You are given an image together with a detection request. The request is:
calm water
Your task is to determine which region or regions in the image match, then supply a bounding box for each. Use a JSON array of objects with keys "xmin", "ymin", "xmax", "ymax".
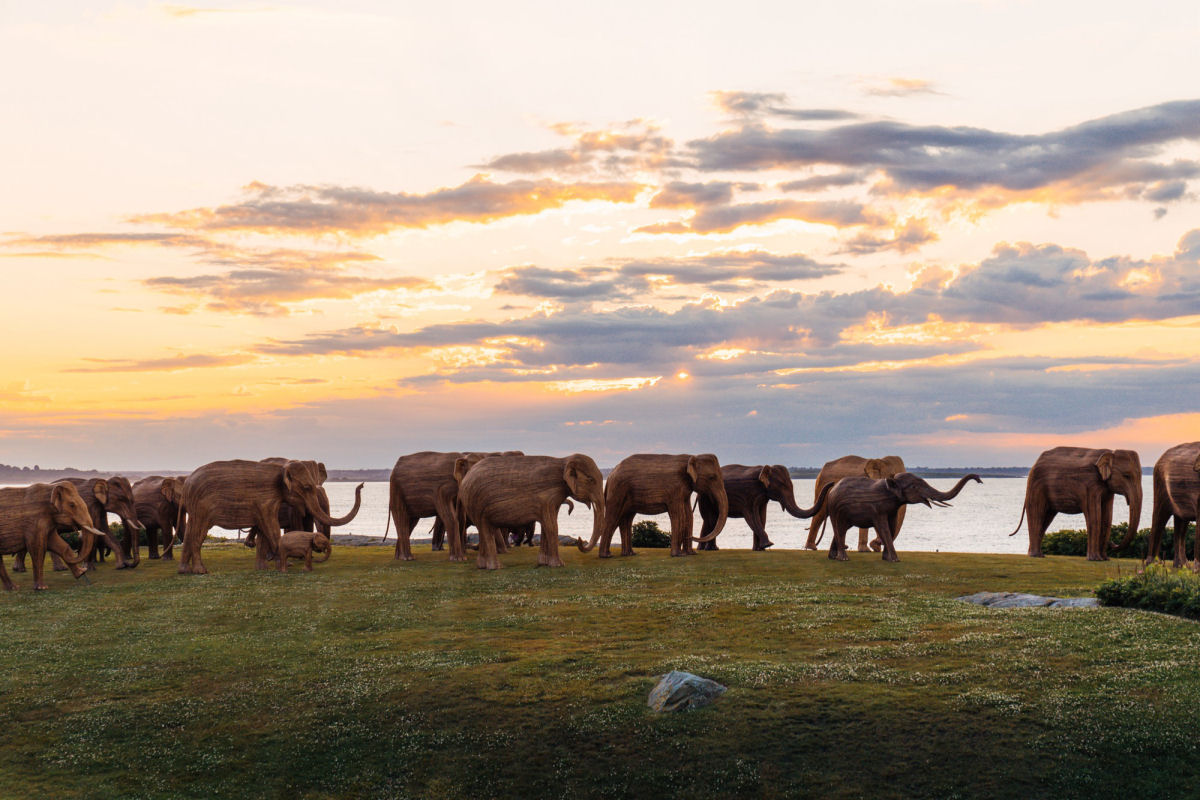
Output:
[{"xmin": 319, "ymin": 476, "xmax": 1153, "ymax": 555}]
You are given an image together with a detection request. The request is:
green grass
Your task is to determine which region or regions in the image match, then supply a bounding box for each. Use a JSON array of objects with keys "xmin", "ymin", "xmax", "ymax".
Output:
[
  {"xmin": 3, "ymin": 543, "xmax": 1199, "ymax": 799},
  {"xmin": 1098, "ymin": 564, "xmax": 1200, "ymax": 618}
]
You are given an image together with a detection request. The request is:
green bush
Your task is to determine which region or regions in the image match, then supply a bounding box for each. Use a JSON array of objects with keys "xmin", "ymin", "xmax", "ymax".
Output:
[
  {"xmin": 1096, "ymin": 565, "xmax": 1200, "ymax": 619},
  {"xmin": 1042, "ymin": 523, "xmax": 1196, "ymax": 559},
  {"xmin": 631, "ymin": 520, "xmax": 671, "ymax": 548}
]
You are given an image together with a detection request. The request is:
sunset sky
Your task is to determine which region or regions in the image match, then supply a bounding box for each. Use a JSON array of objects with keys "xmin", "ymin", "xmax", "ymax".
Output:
[{"xmin": 2, "ymin": 1, "xmax": 1199, "ymax": 470}]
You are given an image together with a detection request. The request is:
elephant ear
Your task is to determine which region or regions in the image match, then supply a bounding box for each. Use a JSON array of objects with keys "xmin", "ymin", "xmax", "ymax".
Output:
[
  {"xmin": 51, "ymin": 483, "xmax": 72, "ymax": 512},
  {"xmin": 91, "ymin": 479, "xmax": 109, "ymax": 505},
  {"xmin": 864, "ymin": 459, "xmax": 886, "ymax": 479},
  {"xmin": 884, "ymin": 477, "xmax": 903, "ymax": 499},
  {"xmin": 1095, "ymin": 452, "xmax": 1113, "ymax": 481},
  {"xmin": 453, "ymin": 457, "xmax": 471, "ymax": 484},
  {"xmin": 1193, "ymin": 452, "xmax": 1200, "ymax": 474},
  {"xmin": 686, "ymin": 456, "xmax": 699, "ymax": 485},
  {"xmin": 757, "ymin": 466, "xmax": 772, "ymax": 488},
  {"xmin": 317, "ymin": 462, "xmax": 328, "ymax": 483},
  {"xmin": 160, "ymin": 479, "xmax": 175, "ymax": 502},
  {"xmin": 282, "ymin": 461, "xmax": 308, "ymax": 494},
  {"xmin": 563, "ymin": 458, "xmax": 583, "ymax": 497}
]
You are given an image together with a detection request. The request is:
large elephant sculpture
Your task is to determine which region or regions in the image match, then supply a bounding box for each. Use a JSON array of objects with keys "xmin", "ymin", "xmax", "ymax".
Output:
[
  {"xmin": 805, "ymin": 455, "xmax": 906, "ymax": 552},
  {"xmin": 457, "ymin": 453, "xmax": 605, "ymax": 569},
  {"xmin": 242, "ymin": 458, "xmax": 334, "ymax": 553},
  {"xmin": 1010, "ymin": 446, "xmax": 1142, "ymax": 561},
  {"xmin": 580, "ymin": 453, "xmax": 728, "ymax": 558},
  {"xmin": 698, "ymin": 464, "xmax": 834, "ymax": 551},
  {"xmin": 386, "ymin": 451, "xmax": 486, "ymax": 562},
  {"xmin": 0, "ymin": 483, "xmax": 106, "ymax": 590},
  {"xmin": 1140, "ymin": 442, "xmax": 1200, "ymax": 567},
  {"xmin": 133, "ymin": 475, "xmax": 186, "ymax": 560},
  {"xmin": 818, "ymin": 472, "xmax": 981, "ymax": 562},
  {"xmin": 14, "ymin": 476, "xmax": 143, "ymax": 573},
  {"xmin": 177, "ymin": 459, "xmax": 363, "ymax": 574}
]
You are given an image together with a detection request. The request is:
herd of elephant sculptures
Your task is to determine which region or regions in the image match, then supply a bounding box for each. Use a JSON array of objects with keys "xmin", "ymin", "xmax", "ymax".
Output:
[{"xmin": 1, "ymin": 442, "xmax": 1199, "ymax": 590}]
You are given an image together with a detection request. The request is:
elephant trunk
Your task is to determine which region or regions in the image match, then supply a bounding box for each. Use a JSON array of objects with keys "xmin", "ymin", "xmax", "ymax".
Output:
[
  {"xmin": 59, "ymin": 525, "xmax": 107, "ymax": 566},
  {"xmin": 121, "ymin": 516, "xmax": 142, "ymax": 567},
  {"xmin": 312, "ymin": 483, "xmax": 363, "ymax": 528},
  {"xmin": 316, "ymin": 541, "xmax": 332, "ymax": 563},
  {"xmin": 693, "ymin": 483, "xmax": 728, "ymax": 543},
  {"xmin": 783, "ymin": 481, "xmax": 833, "ymax": 519},
  {"xmin": 576, "ymin": 494, "xmax": 607, "ymax": 553},
  {"xmin": 1113, "ymin": 487, "xmax": 1143, "ymax": 552},
  {"xmin": 925, "ymin": 474, "xmax": 981, "ymax": 503}
]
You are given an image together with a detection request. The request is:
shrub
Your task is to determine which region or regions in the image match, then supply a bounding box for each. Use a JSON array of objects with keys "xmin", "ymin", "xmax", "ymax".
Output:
[
  {"xmin": 631, "ymin": 520, "xmax": 671, "ymax": 548},
  {"xmin": 1042, "ymin": 523, "xmax": 1196, "ymax": 559},
  {"xmin": 1096, "ymin": 565, "xmax": 1200, "ymax": 619}
]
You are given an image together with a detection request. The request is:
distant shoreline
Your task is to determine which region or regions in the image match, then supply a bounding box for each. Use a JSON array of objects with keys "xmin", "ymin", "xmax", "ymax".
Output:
[{"xmin": 1, "ymin": 465, "xmax": 1036, "ymax": 483}]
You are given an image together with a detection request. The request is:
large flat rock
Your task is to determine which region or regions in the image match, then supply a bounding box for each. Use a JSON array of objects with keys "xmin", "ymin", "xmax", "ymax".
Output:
[
  {"xmin": 957, "ymin": 591, "xmax": 1100, "ymax": 608},
  {"xmin": 648, "ymin": 670, "xmax": 727, "ymax": 712}
]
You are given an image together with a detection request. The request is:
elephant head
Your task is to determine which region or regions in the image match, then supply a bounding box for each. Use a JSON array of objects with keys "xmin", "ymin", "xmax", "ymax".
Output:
[
  {"xmin": 104, "ymin": 476, "xmax": 146, "ymax": 567},
  {"xmin": 1106, "ymin": 449, "xmax": 1144, "ymax": 550},
  {"xmin": 690, "ymin": 454, "xmax": 729, "ymax": 543},
  {"xmin": 313, "ymin": 533, "xmax": 332, "ymax": 562},
  {"xmin": 281, "ymin": 461, "xmax": 363, "ymax": 528},
  {"xmin": 756, "ymin": 464, "xmax": 824, "ymax": 518},
  {"xmin": 864, "ymin": 455, "xmax": 905, "ymax": 480},
  {"xmin": 49, "ymin": 484, "xmax": 108, "ymax": 571},
  {"xmin": 563, "ymin": 454, "xmax": 607, "ymax": 549},
  {"xmin": 885, "ymin": 472, "xmax": 982, "ymax": 508}
]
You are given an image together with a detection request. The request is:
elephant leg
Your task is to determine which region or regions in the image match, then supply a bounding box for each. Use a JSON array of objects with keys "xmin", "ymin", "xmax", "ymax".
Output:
[
  {"xmin": 11, "ymin": 550, "xmax": 26, "ymax": 573},
  {"xmin": 538, "ymin": 514, "xmax": 564, "ymax": 567},
  {"xmin": 829, "ymin": 517, "xmax": 850, "ymax": 561},
  {"xmin": 394, "ymin": 514, "xmax": 418, "ymax": 562},
  {"xmin": 875, "ymin": 515, "xmax": 899, "ymax": 562},
  {"xmin": 750, "ymin": 499, "xmax": 773, "ymax": 551},
  {"xmin": 805, "ymin": 508, "xmax": 825, "ymax": 550},
  {"xmin": 254, "ymin": 507, "xmax": 286, "ymax": 573},
  {"xmin": 146, "ymin": 524, "xmax": 161, "ymax": 559},
  {"xmin": 30, "ymin": 526, "xmax": 50, "ymax": 590},
  {"xmin": 668, "ymin": 505, "xmax": 687, "ymax": 557},
  {"xmin": 1176, "ymin": 515, "xmax": 1190, "ymax": 569},
  {"xmin": 618, "ymin": 513, "xmax": 636, "ymax": 557},
  {"xmin": 434, "ymin": 487, "xmax": 466, "ymax": 563},
  {"xmin": 1027, "ymin": 501, "xmax": 1054, "ymax": 558},
  {"xmin": 0, "ymin": 556, "xmax": 13, "ymax": 591},
  {"xmin": 47, "ymin": 531, "xmax": 87, "ymax": 580},
  {"xmin": 1084, "ymin": 493, "xmax": 1105, "ymax": 562},
  {"xmin": 493, "ymin": 524, "xmax": 509, "ymax": 554},
  {"xmin": 430, "ymin": 518, "xmax": 446, "ymax": 551},
  {"xmin": 161, "ymin": 515, "xmax": 176, "ymax": 561},
  {"xmin": 304, "ymin": 548, "xmax": 313, "ymax": 571},
  {"xmin": 857, "ymin": 527, "xmax": 874, "ymax": 553},
  {"xmin": 1145, "ymin": 497, "xmax": 1170, "ymax": 565},
  {"xmin": 598, "ymin": 510, "xmax": 622, "ymax": 558},
  {"xmin": 681, "ymin": 505, "xmax": 696, "ymax": 555},
  {"xmin": 476, "ymin": 520, "xmax": 502, "ymax": 570}
]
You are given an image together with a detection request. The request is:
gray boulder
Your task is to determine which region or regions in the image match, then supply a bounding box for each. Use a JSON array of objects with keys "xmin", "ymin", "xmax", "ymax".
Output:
[
  {"xmin": 648, "ymin": 670, "xmax": 727, "ymax": 712},
  {"xmin": 957, "ymin": 591, "xmax": 1099, "ymax": 608}
]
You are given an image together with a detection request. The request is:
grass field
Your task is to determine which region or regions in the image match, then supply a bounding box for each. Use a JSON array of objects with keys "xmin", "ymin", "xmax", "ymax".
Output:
[{"xmin": 2, "ymin": 543, "xmax": 1197, "ymax": 799}]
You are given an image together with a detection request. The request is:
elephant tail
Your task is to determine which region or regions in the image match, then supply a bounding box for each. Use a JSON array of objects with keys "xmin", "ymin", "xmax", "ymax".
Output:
[
  {"xmin": 382, "ymin": 482, "xmax": 395, "ymax": 543},
  {"xmin": 812, "ymin": 516, "xmax": 830, "ymax": 547},
  {"xmin": 1007, "ymin": 505, "xmax": 1026, "ymax": 537}
]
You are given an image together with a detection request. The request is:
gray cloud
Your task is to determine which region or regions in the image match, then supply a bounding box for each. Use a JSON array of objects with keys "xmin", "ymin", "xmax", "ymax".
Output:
[
  {"xmin": 711, "ymin": 91, "xmax": 862, "ymax": 122},
  {"xmin": 135, "ymin": 176, "xmax": 643, "ymax": 235},
  {"xmin": 690, "ymin": 100, "xmax": 1200, "ymax": 202}
]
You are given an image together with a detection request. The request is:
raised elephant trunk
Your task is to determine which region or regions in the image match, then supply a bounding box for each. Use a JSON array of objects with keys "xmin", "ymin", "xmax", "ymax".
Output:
[
  {"xmin": 312, "ymin": 483, "xmax": 363, "ymax": 528},
  {"xmin": 923, "ymin": 474, "xmax": 981, "ymax": 505}
]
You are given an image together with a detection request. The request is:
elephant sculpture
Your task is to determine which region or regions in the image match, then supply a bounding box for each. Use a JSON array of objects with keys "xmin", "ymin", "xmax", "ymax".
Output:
[
  {"xmin": 177, "ymin": 459, "xmax": 363, "ymax": 574},
  {"xmin": 132, "ymin": 475, "xmax": 186, "ymax": 560},
  {"xmin": 274, "ymin": 531, "xmax": 333, "ymax": 571},
  {"xmin": 386, "ymin": 451, "xmax": 485, "ymax": 562},
  {"xmin": 1139, "ymin": 442, "xmax": 1200, "ymax": 567},
  {"xmin": 243, "ymin": 458, "xmax": 333, "ymax": 552},
  {"xmin": 13, "ymin": 476, "xmax": 143, "ymax": 573},
  {"xmin": 805, "ymin": 455, "xmax": 906, "ymax": 552},
  {"xmin": 818, "ymin": 472, "xmax": 981, "ymax": 562},
  {"xmin": 457, "ymin": 453, "xmax": 605, "ymax": 569},
  {"xmin": 698, "ymin": 464, "xmax": 834, "ymax": 551},
  {"xmin": 580, "ymin": 453, "xmax": 729, "ymax": 558},
  {"xmin": 0, "ymin": 483, "xmax": 106, "ymax": 590},
  {"xmin": 1010, "ymin": 446, "xmax": 1142, "ymax": 560}
]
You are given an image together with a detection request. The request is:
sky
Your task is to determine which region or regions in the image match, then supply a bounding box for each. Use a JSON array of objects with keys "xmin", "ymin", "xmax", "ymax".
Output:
[{"xmin": 2, "ymin": 0, "xmax": 1199, "ymax": 471}]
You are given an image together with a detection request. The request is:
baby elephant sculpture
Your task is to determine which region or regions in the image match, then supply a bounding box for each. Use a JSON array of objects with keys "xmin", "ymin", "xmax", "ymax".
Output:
[
  {"xmin": 817, "ymin": 473, "xmax": 981, "ymax": 562},
  {"xmin": 275, "ymin": 531, "xmax": 332, "ymax": 571}
]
